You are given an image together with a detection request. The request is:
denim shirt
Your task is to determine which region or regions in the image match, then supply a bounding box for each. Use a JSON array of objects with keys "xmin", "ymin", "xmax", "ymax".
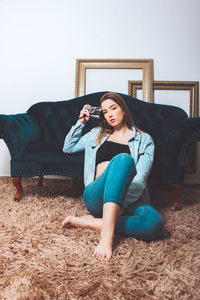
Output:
[{"xmin": 63, "ymin": 120, "xmax": 154, "ymax": 208}]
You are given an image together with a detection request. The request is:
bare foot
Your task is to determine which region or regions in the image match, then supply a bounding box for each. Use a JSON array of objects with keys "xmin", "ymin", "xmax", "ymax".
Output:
[
  {"xmin": 93, "ymin": 235, "xmax": 113, "ymax": 262},
  {"xmin": 61, "ymin": 215, "xmax": 101, "ymax": 230}
]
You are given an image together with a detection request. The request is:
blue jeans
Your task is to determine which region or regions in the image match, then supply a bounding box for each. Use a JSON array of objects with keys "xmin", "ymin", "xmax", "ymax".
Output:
[{"xmin": 83, "ymin": 153, "xmax": 164, "ymax": 242}]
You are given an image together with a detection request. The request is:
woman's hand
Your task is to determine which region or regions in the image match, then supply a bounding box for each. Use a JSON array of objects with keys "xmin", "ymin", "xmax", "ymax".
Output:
[{"xmin": 79, "ymin": 104, "xmax": 91, "ymax": 124}]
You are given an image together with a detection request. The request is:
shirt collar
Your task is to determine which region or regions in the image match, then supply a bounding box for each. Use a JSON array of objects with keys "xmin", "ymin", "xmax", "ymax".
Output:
[
  {"xmin": 129, "ymin": 127, "xmax": 140, "ymax": 141},
  {"xmin": 103, "ymin": 127, "xmax": 140, "ymax": 142}
]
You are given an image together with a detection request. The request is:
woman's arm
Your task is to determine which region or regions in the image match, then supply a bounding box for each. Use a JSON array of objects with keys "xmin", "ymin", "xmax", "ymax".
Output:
[
  {"xmin": 127, "ymin": 135, "xmax": 154, "ymax": 200},
  {"xmin": 63, "ymin": 104, "xmax": 91, "ymax": 153},
  {"xmin": 63, "ymin": 121, "xmax": 86, "ymax": 153}
]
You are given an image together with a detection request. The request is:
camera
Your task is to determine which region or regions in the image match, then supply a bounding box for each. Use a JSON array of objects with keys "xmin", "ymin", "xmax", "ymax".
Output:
[{"xmin": 87, "ymin": 106, "xmax": 101, "ymax": 119}]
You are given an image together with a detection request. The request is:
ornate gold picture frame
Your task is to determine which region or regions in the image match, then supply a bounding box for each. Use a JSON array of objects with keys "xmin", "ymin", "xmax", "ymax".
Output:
[
  {"xmin": 128, "ymin": 80, "xmax": 199, "ymax": 117},
  {"xmin": 75, "ymin": 58, "xmax": 154, "ymax": 102},
  {"xmin": 128, "ymin": 80, "xmax": 199, "ymax": 173}
]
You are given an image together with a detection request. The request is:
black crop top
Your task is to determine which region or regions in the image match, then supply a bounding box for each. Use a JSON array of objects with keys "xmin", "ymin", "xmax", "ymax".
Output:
[{"xmin": 96, "ymin": 140, "xmax": 130, "ymax": 166}]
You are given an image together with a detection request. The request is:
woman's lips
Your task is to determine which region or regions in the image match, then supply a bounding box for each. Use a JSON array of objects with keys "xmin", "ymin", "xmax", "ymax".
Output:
[{"xmin": 110, "ymin": 119, "xmax": 115, "ymax": 123}]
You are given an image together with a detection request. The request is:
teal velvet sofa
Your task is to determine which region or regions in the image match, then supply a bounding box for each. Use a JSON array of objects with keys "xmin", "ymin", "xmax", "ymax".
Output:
[{"xmin": 0, "ymin": 91, "xmax": 200, "ymax": 209}]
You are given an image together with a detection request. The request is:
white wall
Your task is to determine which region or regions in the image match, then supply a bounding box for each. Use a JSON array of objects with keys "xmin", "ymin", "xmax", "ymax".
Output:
[{"xmin": 0, "ymin": 0, "xmax": 200, "ymax": 182}]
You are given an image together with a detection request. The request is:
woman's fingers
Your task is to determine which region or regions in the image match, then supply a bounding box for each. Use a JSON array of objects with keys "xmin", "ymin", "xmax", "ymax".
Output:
[{"xmin": 79, "ymin": 105, "xmax": 91, "ymax": 123}]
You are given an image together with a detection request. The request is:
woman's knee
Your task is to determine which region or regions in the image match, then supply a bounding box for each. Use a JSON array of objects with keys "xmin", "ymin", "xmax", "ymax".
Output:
[
  {"xmin": 113, "ymin": 153, "xmax": 134, "ymax": 164},
  {"xmin": 111, "ymin": 153, "xmax": 136, "ymax": 175},
  {"xmin": 138, "ymin": 205, "xmax": 164, "ymax": 241},
  {"xmin": 120, "ymin": 205, "xmax": 164, "ymax": 241}
]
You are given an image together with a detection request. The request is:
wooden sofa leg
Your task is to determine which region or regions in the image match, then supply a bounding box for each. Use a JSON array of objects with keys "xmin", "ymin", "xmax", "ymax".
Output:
[
  {"xmin": 12, "ymin": 177, "xmax": 23, "ymax": 201},
  {"xmin": 38, "ymin": 175, "xmax": 43, "ymax": 187},
  {"xmin": 173, "ymin": 184, "xmax": 183, "ymax": 211}
]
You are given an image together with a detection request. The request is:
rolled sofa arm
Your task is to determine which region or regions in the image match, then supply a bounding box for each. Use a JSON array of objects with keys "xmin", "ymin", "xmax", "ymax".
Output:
[
  {"xmin": 151, "ymin": 117, "xmax": 200, "ymax": 185},
  {"xmin": 176, "ymin": 117, "xmax": 200, "ymax": 138},
  {"xmin": 162, "ymin": 117, "xmax": 200, "ymax": 166},
  {"xmin": 176, "ymin": 117, "xmax": 200, "ymax": 165},
  {"xmin": 0, "ymin": 113, "xmax": 41, "ymax": 159}
]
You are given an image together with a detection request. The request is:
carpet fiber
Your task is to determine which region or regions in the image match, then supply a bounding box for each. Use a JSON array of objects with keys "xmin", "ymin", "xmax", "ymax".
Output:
[{"xmin": 0, "ymin": 178, "xmax": 200, "ymax": 300}]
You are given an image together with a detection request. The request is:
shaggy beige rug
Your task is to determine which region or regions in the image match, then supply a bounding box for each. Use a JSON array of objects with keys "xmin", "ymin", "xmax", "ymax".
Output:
[{"xmin": 0, "ymin": 178, "xmax": 200, "ymax": 300}]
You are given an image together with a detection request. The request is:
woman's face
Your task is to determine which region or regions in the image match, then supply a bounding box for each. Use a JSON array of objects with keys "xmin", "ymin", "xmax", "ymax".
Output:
[{"xmin": 101, "ymin": 99, "xmax": 125, "ymax": 129}]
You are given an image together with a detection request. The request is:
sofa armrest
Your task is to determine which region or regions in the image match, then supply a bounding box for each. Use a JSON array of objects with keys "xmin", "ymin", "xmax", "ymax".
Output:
[
  {"xmin": 0, "ymin": 113, "xmax": 41, "ymax": 159},
  {"xmin": 176, "ymin": 117, "xmax": 200, "ymax": 139},
  {"xmin": 177, "ymin": 117, "xmax": 200, "ymax": 165},
  {"xmin": 161, "ymin": 117, "xmax": 200, "ymax": 166}
]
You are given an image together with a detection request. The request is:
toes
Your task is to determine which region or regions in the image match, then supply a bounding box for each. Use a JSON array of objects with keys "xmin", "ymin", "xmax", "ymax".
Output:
[
  {"xmin": 93, "ymin": 248, "xmax": 98, "ymax": 256},
  {"xmin": 93, "ymin": 241, "xmax": 112, "ymax": 262},
  {"xmin": 99, "ymin": 253, "xmax": 105, "ymax": 261},
  {"xmin": 98, "ymin": 253, "xmax": 104, "ymax": 261},
  {"xmin": 93, "ymin": 250, "xmax": 100, "ymax": 259},
  {"xmin": 93, "ymin": 250, "xmax": 101, "ymax": 260},
  {"xmin": 104, "ymin": 254, "xmax": 111, "ymax": 262},
  {"xmin": 93, "ymin": 249, "xmax": 109, "ymax": 262},
  {"xmin": 61, "ymin": 220, "xmax": 67, "ymax": 228},
  {"xmin": 96, "ymin": 252, "xmax": 102, "ymax": 260},
  {"xmin": 61, "ymin": 216, "xmax": 71, "ymax": 228}
]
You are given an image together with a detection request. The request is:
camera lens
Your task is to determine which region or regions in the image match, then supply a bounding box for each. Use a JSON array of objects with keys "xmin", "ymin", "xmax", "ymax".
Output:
[{"xmin": 89, "ymin": 107, "xmax": 95, "ymax": 114}]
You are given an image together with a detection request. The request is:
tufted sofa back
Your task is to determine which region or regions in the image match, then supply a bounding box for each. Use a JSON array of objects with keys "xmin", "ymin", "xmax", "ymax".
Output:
[
  {"xmin": 27, "ymin": 93, "xmax": 103, "ymax": 145},
  {"xmin": 27, "ymin": 91, "xmax": 188, "ymax": 146}
]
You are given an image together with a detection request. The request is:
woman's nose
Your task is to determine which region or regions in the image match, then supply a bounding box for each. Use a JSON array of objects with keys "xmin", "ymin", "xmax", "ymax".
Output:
[{"xmin": 108, "ymin": 110, "xmax": 113, "ymax": 118}]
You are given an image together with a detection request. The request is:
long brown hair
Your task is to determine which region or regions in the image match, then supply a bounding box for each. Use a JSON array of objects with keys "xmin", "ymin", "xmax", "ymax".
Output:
[{"xmin": 96, "ymin": 92, "xmax": 142, "ymax": 145}]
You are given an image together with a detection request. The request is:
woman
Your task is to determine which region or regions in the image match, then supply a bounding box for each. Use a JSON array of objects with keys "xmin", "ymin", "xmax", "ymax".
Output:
[{"xmin": 62, "ymin": 92, "xmax": 164, "ymax": 262}]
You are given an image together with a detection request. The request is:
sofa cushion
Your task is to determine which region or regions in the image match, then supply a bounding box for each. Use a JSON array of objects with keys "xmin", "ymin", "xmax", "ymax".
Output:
[
  {"xmin": 24, "ymin": 141, "xmax": 83, "ymax": 163},
  {"xmin": 11, "ymin": 141, "xmax": 84, "ymax": 178}
]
